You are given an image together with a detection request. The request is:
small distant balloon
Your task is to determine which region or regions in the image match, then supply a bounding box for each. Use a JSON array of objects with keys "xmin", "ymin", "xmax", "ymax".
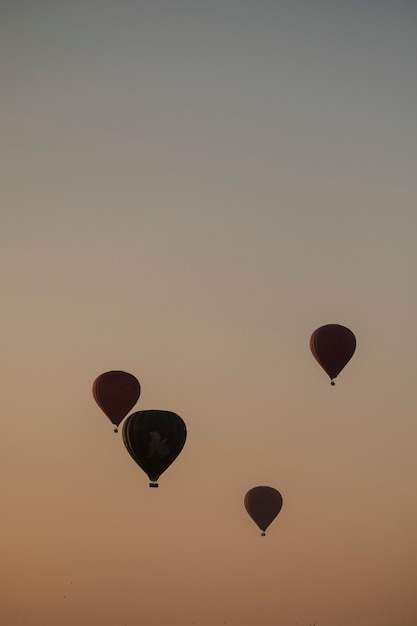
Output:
[
  {"xmin": 310, "ymin": 324, "xmax": 356, "ymax": 385},
  {"xmin": 244, "ymin": 486, "xmax": 283, "ymax": 536},
  {"xmin": 92, "ymin": 371, "xmax": 141, "ymax": 431},
  {"xmin": 123, "ymin": 409, "xmax": 187, "ymax": 487}
]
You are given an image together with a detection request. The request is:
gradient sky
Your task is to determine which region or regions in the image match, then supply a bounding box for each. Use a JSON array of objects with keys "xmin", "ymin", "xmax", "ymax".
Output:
[{"xmin": 1, "ymin": 1, "xmax": 417, "ymax": 625}]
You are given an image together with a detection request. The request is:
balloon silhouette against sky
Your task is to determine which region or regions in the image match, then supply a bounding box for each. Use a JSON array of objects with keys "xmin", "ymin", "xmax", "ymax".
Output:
[
  {"xmin": 92, "ymin": 370, "xmax": 141, "ymax": 432},
  {"xmin": 310, "ymin": 324, "xmax": 356, "ymax": 385},
  {"xmin": 123, "ymin": 410, "xmax": 187, "ymax": 487},
  {"xmin": 244, "ymin": 486, "xmax": 283, "ymax": 536}
]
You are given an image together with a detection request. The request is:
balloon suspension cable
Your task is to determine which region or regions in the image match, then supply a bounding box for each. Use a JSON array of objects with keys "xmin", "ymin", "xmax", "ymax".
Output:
[
  {"xmin": 149, "ymin": 482, "xmax": 159, "ymax": 488},
  {"xmin": 261, "ymin": 532, "xmax": 266, "ymax": 536},
  {"xmin": 114, "ymin": 427, "xmax": 118, "ymax": 433},
  {"xmin": 330, "ymin": 380, "xmax": 335, "ymax": 386}
]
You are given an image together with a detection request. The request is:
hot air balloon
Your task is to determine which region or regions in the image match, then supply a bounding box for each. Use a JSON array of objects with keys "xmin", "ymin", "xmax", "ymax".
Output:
[
  {"xmin": 92, "ymin": 371, "xmax": 141, "ymax": 432},
  {"xmin": 244, "ymin": 486, "xmax": 283, "ymax": 536},
  {"xmin": 310, "ymin": 324, "xmax": 356, "ymax": 385},
  {"xmin": 122, "ymin": 410, "xmax": 187, "ymax": 487}
]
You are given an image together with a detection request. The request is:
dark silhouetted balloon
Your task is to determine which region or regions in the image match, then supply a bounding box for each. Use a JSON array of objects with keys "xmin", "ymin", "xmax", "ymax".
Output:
[
  {"xmin": 123, "ymin": 410, "xmax": 187, "ymax": 487},
  {"xmin": 92, "ymin": 371, "xmax": 141, "ymax": 431},
  {"xmin": 310, "ymin": 324, "xmax": 356, "ymax": 385},
  {"xmin": 244, "ymin": 486, "xmax": 283, "ymax": 535}
]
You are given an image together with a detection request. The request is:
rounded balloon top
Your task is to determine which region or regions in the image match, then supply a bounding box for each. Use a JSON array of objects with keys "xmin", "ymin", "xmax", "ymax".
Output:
[
  {"xmin": 244, "ymin": 486, "xmax": 283, "ymax": 535},
  {"xmin": 310, "ymin": 324, "xmax": 356, "ymax": 384},
  {"xmin": 92, "ymin": 371, "xmax": 141, "ymax": 429}
]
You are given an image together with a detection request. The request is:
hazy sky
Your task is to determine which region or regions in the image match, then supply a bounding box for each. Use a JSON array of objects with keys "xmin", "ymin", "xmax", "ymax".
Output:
[{"xmin": 1, "ymin": 1, "xmax": 417, "ymax": 625}]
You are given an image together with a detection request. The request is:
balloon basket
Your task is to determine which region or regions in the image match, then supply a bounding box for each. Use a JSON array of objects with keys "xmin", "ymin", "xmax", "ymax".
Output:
[
  {"xmin": 261, "ymin": 532, "xmax": 266, "ymax": 536},
  {"xmin": 149, "ymin": 482, "xmax": 159, "ymax": 488}
]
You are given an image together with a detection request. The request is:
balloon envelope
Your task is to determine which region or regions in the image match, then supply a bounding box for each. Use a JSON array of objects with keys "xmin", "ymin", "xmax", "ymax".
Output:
[
  {"xmin": 123, "ymin": 410, "xmax": 187, "ymax": 486},
  {"xmin": 310, "ymin": 324, "xmax": 356, "ymax": 383},
  {"xmin": 244, "ymin": 486, "xmax": 283, "ymax": 534},
  {"xmin": 92, "ymin": 371, "xmax": 141, "ymax": 428}
]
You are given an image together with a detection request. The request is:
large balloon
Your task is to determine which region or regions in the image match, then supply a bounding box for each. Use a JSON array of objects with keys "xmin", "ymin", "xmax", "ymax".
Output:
[
  {"xmin": 310, "ymin": 324, "xmax": 356, "ymax": 385},
  {"xmin": 123, "ymin": 410, "xmax": 187, "ymax": 487},
  {"xmin": 244, "ymin": 486, "xmax": 283, "ymax": 536},
  {"xmin": 92, "ymin": 371, "xmax": 141, "ymax": 432}
]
